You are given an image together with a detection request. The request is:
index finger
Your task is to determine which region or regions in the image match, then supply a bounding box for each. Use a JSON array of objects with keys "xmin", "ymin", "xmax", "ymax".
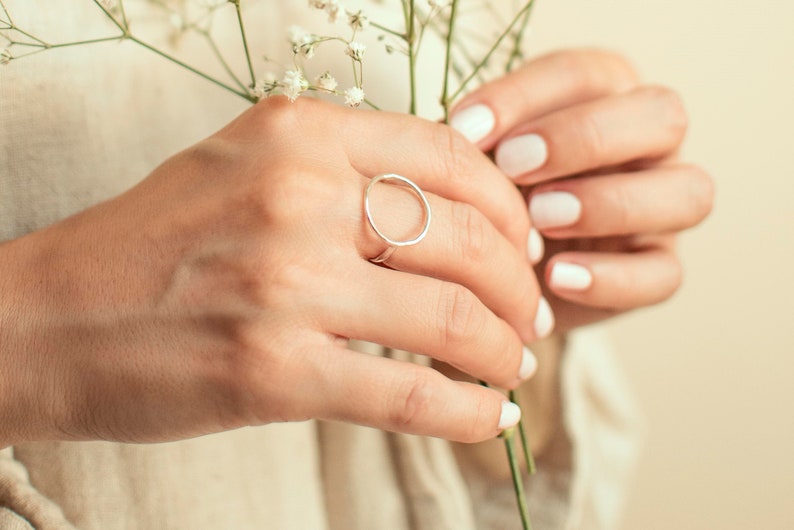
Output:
[{"xmin": 449, "ymin": 49, "xmax": 639, "ymax": 150}]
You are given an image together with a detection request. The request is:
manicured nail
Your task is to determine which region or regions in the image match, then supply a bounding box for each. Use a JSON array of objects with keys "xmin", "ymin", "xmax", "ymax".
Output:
[
  {"xmin": 529, "ymin": 191, "xmax": 582, "ymax": 230},
  {"xmin": 450, "ymin": 104, "xmax": 495, "ymax": 144},
  {"xmin": 518, "ymin": 345, "xmax": 538, "ymax": 380},
  {"xmin": 550, "ymin": 262, "xmax": 593, "ymax": 291},
  {"xmin": 495, "ymin": 133, "xmax": 548, "ymax": 178},
  {"xmin": 528, "ymin": 228, "xmax": 544, "ymax": 264},
  {"xmin": 534, "ymin": 296, "xmax": 555, "ymax": 338},
  {"xmin": 498, "ymin": 401, "xmax": 522, "ymax": 430}
]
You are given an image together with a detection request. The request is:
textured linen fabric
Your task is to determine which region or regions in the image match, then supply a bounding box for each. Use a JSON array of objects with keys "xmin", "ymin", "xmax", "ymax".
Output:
[{"xmin": 0, "ymin": 2, "xmax": 641, "ymax": 528}]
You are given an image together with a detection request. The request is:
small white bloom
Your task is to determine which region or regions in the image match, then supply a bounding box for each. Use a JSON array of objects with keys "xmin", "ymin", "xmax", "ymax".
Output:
[
  {"xmin": 0, "ymin": 49, "xmax": 11, "ymax": 66},
  {"xmin": 346, "ymin": 41, "xmax": 366, "ymax": 61},
  {"xmin": 251, "ymin": 73, "xmax": 278, "ymax": 100},
  {"xmin": 282, "ymin": 70, "xmax": 309, "ymax": 102},
  {"xmin": 325, "ymin": 0, "xmax": 343, "ymax": 23},
  {"xmin": 99, "ymin": 0, "xmax": 115, "ymax": 10},
  {"xmin": 346, "ymin": 9, "xmax": 369, "ymax": 30},
  {"xmin": 308, "ymin": 0, "xmax": 327, "ymax": 9},
  {"xmin": 315, "ymin": 71, "xmax": 338, "ymax": 92},
  {"xmin": 288, "ymin": 26, "xmax": 317, "ymax": 59},
  {"xmin": 169, "ymin": 13, "xmax": 185, "ymax": 30},
  {"xmin": 344, "ymin": 86, "xmax": 365, "ymax": 108}
]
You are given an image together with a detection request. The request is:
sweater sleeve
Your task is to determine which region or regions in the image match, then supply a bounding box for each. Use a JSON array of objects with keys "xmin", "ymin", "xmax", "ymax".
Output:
[{"xmin": 0, "ymin": 448, "xmax": 77, "ymax": 530}]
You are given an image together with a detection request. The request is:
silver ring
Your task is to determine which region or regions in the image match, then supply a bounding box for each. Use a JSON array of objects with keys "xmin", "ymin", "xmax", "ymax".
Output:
[{"xmin": 364, "ymin": 174, "xmax": 432, "ymax": 263}]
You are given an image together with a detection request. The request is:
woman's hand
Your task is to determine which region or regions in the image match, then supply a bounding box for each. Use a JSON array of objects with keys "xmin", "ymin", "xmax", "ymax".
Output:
[
  {"xmin": 450, "ymin": 49, "xmax": 715, "ymax": 331},
  {"xmin": 0, "ymin": 97, "xmax": 550, "ymax": 447}
]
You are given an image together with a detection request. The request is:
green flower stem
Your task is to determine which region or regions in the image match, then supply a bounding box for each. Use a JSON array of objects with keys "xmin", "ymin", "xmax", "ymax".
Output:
[
  {"xmin": 130, "ymin": 36, "xmax": 254, "ymax": 102},
  {"xmin": 406, "ymin": 0, "xmax": 417, "ymax": 115},
  {"xmin": 92, "ymin": 0, "xmax": 127, "ymax": 34},
  {"xmin": 502, "ymin": 428, "xmax": 534, "ymax": 530},
  {"xmin": 440, "ymin": 0, "xmax": 460, "ymax": 123},
  {"xmin": 450, "ymin": 0, "xmax": 535, "ymax": 102},
  {"xmin": 200, "ymin": 29, "xmax": 248, "ymax": 93},
  {"xmin": 509, "ymin": 388, "xmax": 537, "ymax": 475},
  {"xmin": 231, "ymin": 0, "xmax": 256, "ymax": 88},
  {"xmin": 506, "ymin": 0, "xmax": 535, "ymax": 72},
  {"xmin": 370, "ymin": 21, "xmax": 404, "ymax": 39},
  {"xmin": 117, "ymin": 0, "xmax": 130, "ymax": 31}
]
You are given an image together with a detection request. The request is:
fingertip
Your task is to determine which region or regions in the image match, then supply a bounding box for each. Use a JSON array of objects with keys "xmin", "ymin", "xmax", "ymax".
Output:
[
  {"xmin": 450, "ymin": 103, "xmax": 496, "ymax": 145},
  {"xmin": 498, "ymin": 401, "xmax": 522, "ymax": 430}
]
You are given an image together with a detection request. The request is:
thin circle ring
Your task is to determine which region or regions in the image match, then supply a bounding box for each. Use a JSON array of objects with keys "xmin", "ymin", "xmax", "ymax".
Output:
[{"xmin": 364, "ymin": 174, "xmax": 432, "ymax": 260}]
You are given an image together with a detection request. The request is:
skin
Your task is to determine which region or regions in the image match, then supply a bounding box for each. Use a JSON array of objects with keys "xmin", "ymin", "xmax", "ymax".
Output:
[
  {"xmin": 0, "ymin": 96, "xmax": 545, "ymax": 448},
  {"xmin": 0, "ymin": 49, "xmax": 714, "ymax": 457},
  {"xmin": 449, "ymin": 49, "xmax": 714, "ymax": 476}
]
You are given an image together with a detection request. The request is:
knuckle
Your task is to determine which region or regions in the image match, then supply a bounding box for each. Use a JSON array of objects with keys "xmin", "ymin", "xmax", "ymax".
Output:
[
  {"xmin": 659, "ymin": 255, "xmax": 684, "ymax": 302},
  {"xmin": 459, "ymin": 393, "xmax": 494, "ymax": 443},
  {"xmin": 431, "ymin": 124, "xmax": 474, "ymax": 190},
  {"xmin": 451, "ymin": 202, "xmax": 488, "ymax": 266},
  {"xmin": 688, "ymin": 165, "xmax": 716, "ymax": 223},
  {"xmin": 437, "ymin": 282, "xmax": 484, "ymax": 351},
  {"xmin": 642, "ymin": 85, "xmax": 689, "ymax": 140},
  {"xmin": 575, "ymin": 111, "xmax": 608, "ymax": 167},
  {"xmin": 390, "ymin": 372, "xmax": 436, "ymax": 429}
]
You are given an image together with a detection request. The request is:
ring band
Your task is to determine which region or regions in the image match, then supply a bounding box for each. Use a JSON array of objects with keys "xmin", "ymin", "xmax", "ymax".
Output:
[{"xmin": 364, "ymin": 173, "xmax": 432, "ymax": 263}]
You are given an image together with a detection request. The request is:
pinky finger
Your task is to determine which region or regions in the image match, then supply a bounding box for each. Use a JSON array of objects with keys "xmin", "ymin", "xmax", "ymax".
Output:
[
  {"xmin": 545, "ymin": 249, "xmax": 683, "ymax": 310},
  {"xmin": 305, "ymin": 347, "xmax": 520, "ymax": 443}
]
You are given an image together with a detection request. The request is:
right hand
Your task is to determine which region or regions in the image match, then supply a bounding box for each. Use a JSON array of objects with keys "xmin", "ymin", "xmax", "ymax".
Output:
[{"xmin": 0, "ymin": 97, "xmax": 549, "ymax": 446}]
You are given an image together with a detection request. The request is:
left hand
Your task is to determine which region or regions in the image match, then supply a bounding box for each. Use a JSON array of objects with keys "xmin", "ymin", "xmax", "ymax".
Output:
[{"xmin": 450, "ymin": 49, "xmax": 715, "ymax": 332}]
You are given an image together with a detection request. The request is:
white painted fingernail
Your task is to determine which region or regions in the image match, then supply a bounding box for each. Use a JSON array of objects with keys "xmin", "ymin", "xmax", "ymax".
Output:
[
  {"xmin": 529, "ymin": 191, "xmax": 582, "ymax": 230},
  {"xmin": 550, "ymin": 262, "xmax": 593, "ymax": 291},
  {"xmin": 518, "ymin": 345, "xmax": 538, "ymax": 380},
  {"xmin": 498, "ymin": 401, "xmax": 522, "ymax": 430},
  {"xmin": 528, "ymin": 228, "xmax": 544, "ymax": 264},
  {"xmin": 450, "ymin": 104, "xmax": 496, "ymax": 144},
  {"xmin": 534, "ymin": 296, "xmax": 555, "ymax": 338},
  {"xmin": 495, "ymin": 134, "xmax": 548, "ymax": 178}
]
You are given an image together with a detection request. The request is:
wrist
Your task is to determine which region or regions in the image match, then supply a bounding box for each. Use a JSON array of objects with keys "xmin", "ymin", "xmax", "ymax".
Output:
[{"xmin": 0, "ymin": 234, "xmax": 64, "ymax": 447}]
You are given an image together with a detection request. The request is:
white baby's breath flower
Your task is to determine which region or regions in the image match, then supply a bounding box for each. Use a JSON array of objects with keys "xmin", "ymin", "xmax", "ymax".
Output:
[
  {"xmin": 99, "ymin": 0, "xmax": 115, "ymax": 10},
  {"xmin": 325, "ymin": 0, "xmax": 343, "ymax": 23},
  {"xmin": 344, "ymin": 86, "xmax": 365, "ymax": 108},
  {"xmin": 346, "ymin": 41, "xmax": 366, "ymax": 61},
  {"xmin": 251, "ymin": 73, "xmax": 278, "ymax": 100},
  {"xmin": 346, "ymin": 9, "xmax": 369, "ymax": 31},
  {"xmin": 315, "ymin": 71, "xmax": 338, "ymax": 92},
  {"xmin": 308, "ymin": 0, "xmax": 328, "ymax": 9},
  {"xmin": 0, "ymin": 49, "xmax": 11, "ymax": 66},
  {"xmin": 288, "ymin": 25, "xmax": 317, "ymax": 58},
  {"xmin": 282, "ymin": 69, "xmax": 309, "ymax": 102}
]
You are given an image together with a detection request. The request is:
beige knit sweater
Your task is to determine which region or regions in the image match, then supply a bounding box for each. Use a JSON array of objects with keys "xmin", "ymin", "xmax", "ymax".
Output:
[{"xmin": 0, "ymin": 2, "xmax": 640, "ymax": 528}]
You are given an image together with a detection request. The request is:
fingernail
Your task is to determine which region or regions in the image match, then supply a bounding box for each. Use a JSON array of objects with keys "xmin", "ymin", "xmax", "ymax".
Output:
[
  {"xmin": 529, "ymin": 191, "xmax": 582, "ymax": 230},
  {"xmin": 518, "ymin": 345, "xmax": 538, "ymax": 380},
  {"xmin": 495, "ymin": 133, "xmax": 548, "ymax": 178},
  {"xmin": 550, "ymin": 262, "xmax": 593, "ymax": 291},
  {"xmin": 450, "ymin": 104, "xmax": 495, "ymax": 144},
  {"xmin": 498, "ymin": 401, "xmax": 522, "ymax": 430},
  {"xmin": 534, "ymin": 296, "xmax": 555, "ymax": 338},
  {"xmin": 528, "ymin": 228, "xmax": 544, "ymax": 264}
]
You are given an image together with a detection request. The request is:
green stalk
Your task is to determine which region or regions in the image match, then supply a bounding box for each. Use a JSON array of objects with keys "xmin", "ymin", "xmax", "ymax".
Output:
[
  {"xmin": 503, "ymin": 428, "xmax": 534, "ymax": 530},
  {"xmin": 131, "ymin": 36, "xmax": 254, "ymax": 102},
  {"xmin": 509, "ymin": 388, "xmax": 537, "ymax": 475},
  {"xmin": 440, "ymin": 0, "xmax": 460, "ymax": 123},
  {"xmin": 450, "ymin": 0, "xmax": 535, "ymax": 102},
  {"xmin": 232, "ymin": 0, "xmax": 256, "ymax": 88},
  {"xmin": 406, "ymin": 0, "xmax": 417, "ymax": 115},
  {"xmin": 506, "ymin": 0, "xmax": 536, "ymax": 72}
]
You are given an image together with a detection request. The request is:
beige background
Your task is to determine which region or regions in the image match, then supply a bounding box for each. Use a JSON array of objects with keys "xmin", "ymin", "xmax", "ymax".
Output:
[{"xmin": 529, "ymin": 1, "xmax": 794, "ymax": 528}]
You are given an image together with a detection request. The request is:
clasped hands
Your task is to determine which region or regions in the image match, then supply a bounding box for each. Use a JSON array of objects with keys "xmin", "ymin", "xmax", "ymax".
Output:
[{"xmin": 0, "ymin": 49, "xmax": 712, "ymax": 448}]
